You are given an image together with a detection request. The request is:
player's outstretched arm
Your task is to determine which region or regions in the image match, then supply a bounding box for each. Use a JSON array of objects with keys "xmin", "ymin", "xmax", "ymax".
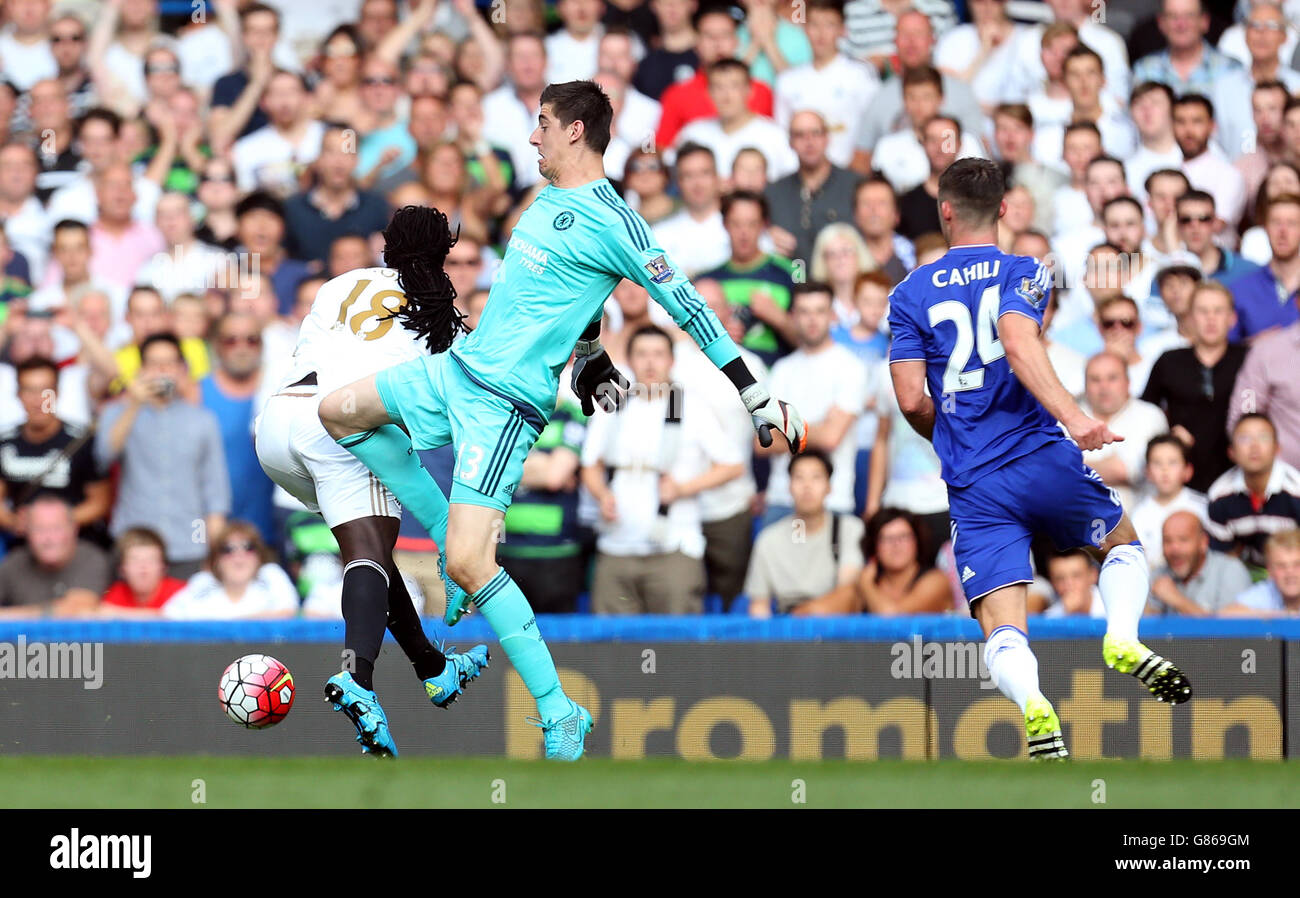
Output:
[
  {"xmin": 598, "ymin": 213, "xmax": 807, "ymax": 452},
  {"xmin": 999, "ymin": 313, "xmax": 1122, "ymax": 451}
]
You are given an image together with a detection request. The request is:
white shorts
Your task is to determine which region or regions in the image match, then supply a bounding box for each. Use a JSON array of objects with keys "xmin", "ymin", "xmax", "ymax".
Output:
[{"xmin": 254, "ymin": 389, "xmax": 401, "ymax": 528}]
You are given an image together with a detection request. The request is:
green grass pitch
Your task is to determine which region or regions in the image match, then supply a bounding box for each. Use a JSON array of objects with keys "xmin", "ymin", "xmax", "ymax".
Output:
[{"xmin": 1, "ymin": 757, "xmax": 1297, "ymax": 808}]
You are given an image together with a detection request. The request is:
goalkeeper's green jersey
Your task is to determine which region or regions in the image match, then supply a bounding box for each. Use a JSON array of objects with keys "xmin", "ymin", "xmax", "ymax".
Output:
[{"xmin": 449, "ymin": 178, "xmax": 740, "ymax": 425}]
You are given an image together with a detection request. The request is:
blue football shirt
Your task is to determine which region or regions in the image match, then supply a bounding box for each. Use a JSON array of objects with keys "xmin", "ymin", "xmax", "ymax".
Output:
[{"xmin": 887, "ymin": 244, "xmax": 1062, "ymax": 488}]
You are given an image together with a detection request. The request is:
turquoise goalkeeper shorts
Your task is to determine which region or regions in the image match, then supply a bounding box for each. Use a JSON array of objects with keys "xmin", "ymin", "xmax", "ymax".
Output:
[{"xmin": 375, "ymin": 352, "xmax": 544, "ymax": 511}]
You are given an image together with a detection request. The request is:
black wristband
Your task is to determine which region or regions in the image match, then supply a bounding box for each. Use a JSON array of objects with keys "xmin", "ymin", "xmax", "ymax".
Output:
[
  {"xmin": 580, "ymin": 318, "xmax": 601, "ymax": 341},
  {"xmin": 722, "ymin": 357, "xmax": 757, "ymax": 393}
]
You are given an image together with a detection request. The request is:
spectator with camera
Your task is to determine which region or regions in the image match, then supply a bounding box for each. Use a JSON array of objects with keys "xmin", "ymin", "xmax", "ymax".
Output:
[
  {"xmin": 745, "ymin": 449, "xmax": 864, "ymax": 617},
  {"xmin": 95, "ymin": 332, "xmax": 229, "ymax": 579}
]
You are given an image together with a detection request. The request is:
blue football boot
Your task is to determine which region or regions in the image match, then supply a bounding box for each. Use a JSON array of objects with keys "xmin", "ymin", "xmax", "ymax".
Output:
[
  {"xmin": 424, "ymin": 644, "xmax": 491, "ymax": 708},
  {"xmin": 528, "ymin": 699, "xmax": 593, "ymax": 761},
  {"xmin": 324, "ymin": 672, "xmax": 398, "ymax": 757}
]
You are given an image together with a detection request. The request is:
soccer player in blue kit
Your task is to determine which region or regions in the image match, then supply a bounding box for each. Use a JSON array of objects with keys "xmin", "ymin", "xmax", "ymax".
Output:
[
  {"xmin": 319, "ymin": 81, "xmax": 809, "ymax": 760},
  {"xmin": 888, "ymin": 158, "xmax": 1191, "ymax": 760}
]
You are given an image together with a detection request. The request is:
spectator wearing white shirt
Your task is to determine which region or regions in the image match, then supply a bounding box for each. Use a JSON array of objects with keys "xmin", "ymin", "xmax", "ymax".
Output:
[
  {"xmin": 162, "ymin": 521, "xmax": 298, "ymax": 620},
  {"xmin": 1079, "ymin": 350, "xmax": 1170, "ymax": 510},
  {"xmin": 1015, "ymin": 229, "xmax": 1087, "ymax": 399},
  {"xmin": 137, "ymin": 192, "xmax": 231, "ymax": 303},
  {"xmin": 1126, "ymin": 81, "xmax": 1184, "ymax": 202},
  {"xmin": 1222, "ymin": 527, "xmax": 1300, "ymax": 616},
  {"xmin": 45, "ymin": 107, "xmax": 163, "ymax": 228},
  {"xmin": 1100, "ymin": 195, "xmax": 1163, "ymax": 335},
  {"xmin": 1212, "ymin": 2, "xmax": 1300, "ymax": 163},
  {"xmin": 993, "ymin": 103, "xmax": 1067, "ymax": 236},
  {"xmin": 850, "ymin": 9, "xmax": 983, "ymax": 174},
  {"xmin": 546, "ymin": 0, "xmax": 605, "ymax": 84},
  {"xmin": 581, "ymin": 324, "xmax": 744, "ymax": 614},
  {"xmin": 674, "ymin": 279, "xmax": 767, "ymax": 608},
  {"xmin": 1235, "ymin": 80, "xmax": 1290, "ymax": 218},
  {"xmin": 483, "ymin": 33, "xmax": 548, "ymax": 191},
  {"xmin": 675, "ymin": 58, "xmax": 796, "ymax": 182},
  {"xmin": 597, "ymin": 28, "xmax": 661, "ymax": 158},
  {"xmin": 933, "ymin": 0, "xmax": 1028, "ymax": 111},
  {"xmin": 1052, "ymin": 154, "xmax": 1128, "ymax": 323},
  {"xmin": 0, "ymin": 0, "xmax": 57, "ymax": 92},
  {"xmin": 1050, "ymin": 121, "xmax": 1102, "ymax": 236},
  {"xmin": 231, "ymin": 70, "xmax": 325, "ymax": 198},
  {"xmin": 1032, "ymin": 45, "xmax": 1137, "ymax": 173},
  {"xmin": 651, "ymin": 143, "xmax": 730, "ymax": 277},
  {"xmin": 773, "ymin": 0, "xmax": 878, "ymax": 168},
  {"xmin": 0, "ymin": 143, "xmax": 51, "ymax": 282},
  {"xmin": 1175, "ymin": 92, "xmax": 1248, "ymax": 234},
  {"xmin": 1012, "ymin": 0, "xmax": 1131, "ymax": 104},
  {"xmin": 872, "ymin": 65, "xmax": 986, "ymax": 196},
  {"xmin": 760, "ymin": 283, "xmax": 866, "ymax": 524},
  {"xmin": 1131, "ymin": 434, "xmax": 1209, "ymax": 570}
]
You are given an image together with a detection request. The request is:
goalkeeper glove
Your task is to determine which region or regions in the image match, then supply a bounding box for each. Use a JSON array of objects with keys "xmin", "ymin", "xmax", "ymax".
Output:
[
  {"xmin": 571, "ymin": 338, "xmax": 631, "ymax": 416},
  {"xmin": 741, "ymin": 384, "xmax": 807, "ymax": 455}
]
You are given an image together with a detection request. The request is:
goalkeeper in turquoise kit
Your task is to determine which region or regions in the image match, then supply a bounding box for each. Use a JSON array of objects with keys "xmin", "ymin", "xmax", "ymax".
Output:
[{"xmin": 319, "ymin": 80, "xmax": 808, "ymax": 760}]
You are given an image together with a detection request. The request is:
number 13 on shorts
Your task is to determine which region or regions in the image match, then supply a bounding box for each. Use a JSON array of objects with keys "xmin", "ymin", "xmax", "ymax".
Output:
[{"xmin": 456, "ymin": 442, "xmax": 485, "ymax": 482}]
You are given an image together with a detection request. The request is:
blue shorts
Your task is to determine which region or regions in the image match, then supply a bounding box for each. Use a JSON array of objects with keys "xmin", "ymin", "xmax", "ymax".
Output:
[
  {"xmin": 375, "ymin": 353, "xmax": 543, "ymax": 512},
  {"xmin": 947, "ymin": 437, "xmax": 1124, "ymax": 603}
]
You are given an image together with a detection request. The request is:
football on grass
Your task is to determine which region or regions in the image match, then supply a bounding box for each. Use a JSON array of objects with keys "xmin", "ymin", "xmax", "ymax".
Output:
[{"xmin": 219, "ymin": 654, "xmax": 295, "ymax": 728}]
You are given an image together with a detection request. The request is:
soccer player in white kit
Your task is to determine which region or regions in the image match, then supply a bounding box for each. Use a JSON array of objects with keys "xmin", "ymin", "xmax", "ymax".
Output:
[{"xmin": 254, "ymin": 206, "xmax": 488, "ymax": 757}]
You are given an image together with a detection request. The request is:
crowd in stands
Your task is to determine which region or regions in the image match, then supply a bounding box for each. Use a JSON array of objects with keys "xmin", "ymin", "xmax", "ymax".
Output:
[{"xmin": 1, "ymin": 0, "xmax": 1299, "ymax": 621}]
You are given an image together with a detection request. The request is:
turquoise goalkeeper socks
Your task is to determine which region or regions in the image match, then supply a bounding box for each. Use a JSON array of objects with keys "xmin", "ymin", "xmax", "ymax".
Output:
[
  {"xmin": 471, "ymin": 568, "xmax": 570, "ymax": 721},
  {"xmin": 338, "ymin": 426, "xmax": 449, "ymax": 546}
]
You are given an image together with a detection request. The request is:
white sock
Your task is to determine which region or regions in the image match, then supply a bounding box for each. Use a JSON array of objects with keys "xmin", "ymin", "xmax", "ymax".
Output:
[
  {"xmin": 983, "ymin": 626, "xmax": 1042, "ymax": 714},
  {"xmin": 1098, "ymin": 542, "xmax": 1148, "ymax": 642}
]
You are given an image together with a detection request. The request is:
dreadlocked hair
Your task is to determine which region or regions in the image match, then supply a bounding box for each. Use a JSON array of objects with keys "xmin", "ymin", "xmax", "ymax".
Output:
[{"xmin": 383, "ymin": 205, "xmax": 466, "ymax": 354}]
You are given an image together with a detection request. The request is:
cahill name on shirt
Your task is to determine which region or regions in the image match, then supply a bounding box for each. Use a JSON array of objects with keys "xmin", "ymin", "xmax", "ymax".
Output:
[{"xmin": 931, "ymin": 259, "xmax": 1001, "ymax": 288}]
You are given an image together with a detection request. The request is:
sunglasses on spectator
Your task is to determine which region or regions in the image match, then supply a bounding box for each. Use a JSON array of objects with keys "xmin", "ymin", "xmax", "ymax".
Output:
[
  {"xmin": 51, "ymin": 32, "xmax": 85, "ymax": 43},
  {"xmin": 146, "ymin": 62, "xmax": 180, "ymax": 75},
  {"xmin": 1178, "ymin": 213, "xmax": 1213, "ymax": 225},
  {"xmin": 220, "ymin": 334, "xmax": 262, "ymax": 347},
  {"xmin": 203, "ymin": 173, "xmax": 235, "ymax": 184},
  {"xmin": 219, "ymin": 540, "xmax": 256, "ymax": 555},
  {"xmin": 1101, "ymin": 317, "xmax": 1137, "ymax": 330},
  {"xmin": 362, "ymin": 76, "xmax": 399, "ymax": 87},
  {"xmin": 1247, "ymin": 19, "xmax": 1285, "ymax": 32}
]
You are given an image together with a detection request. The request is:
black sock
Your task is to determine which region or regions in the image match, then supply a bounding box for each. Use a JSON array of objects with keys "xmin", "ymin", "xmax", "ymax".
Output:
[
  {"xmin": 353, "ymin": 658, "xmax": 375, "ymax": 691},
  {"xmin": 342, "ymin": 560, "xmax": 389, "ymax": 691},
  {"xmin": 386, "ymin": 569, "xmax": 446, "ymax": 679}
]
